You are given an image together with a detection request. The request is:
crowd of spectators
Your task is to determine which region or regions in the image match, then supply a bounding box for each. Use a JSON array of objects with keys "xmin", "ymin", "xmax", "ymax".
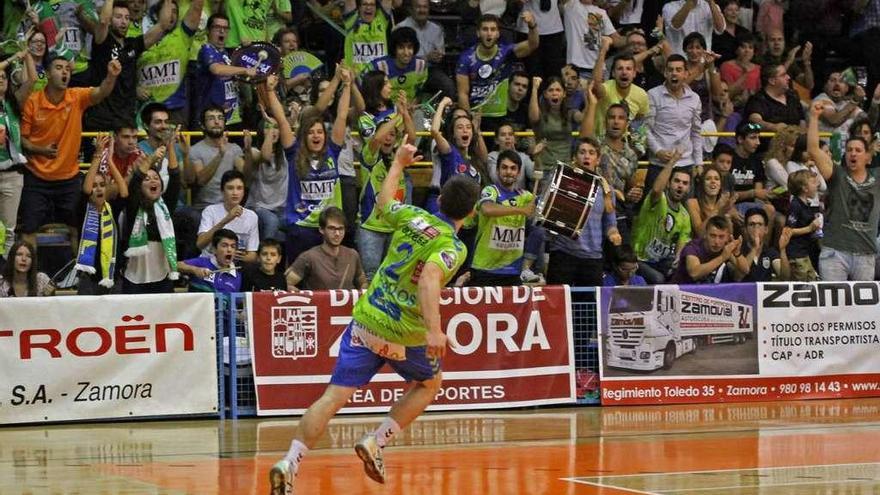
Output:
[{"xmin": 1, "ymin": 0, "xmax": 880, "ymax": 297}]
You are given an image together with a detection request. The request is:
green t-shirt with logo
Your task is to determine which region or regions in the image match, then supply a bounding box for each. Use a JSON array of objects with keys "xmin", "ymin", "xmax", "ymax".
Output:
[
  {"xmin": 352, "ymin": 201, "xmax": 466, "ymax": 346},
  {"xmin": 225, "ymin": 0, "xmax": 273, "ymax": 47},
  {"xmin": 343, "ymin": 7, "xmax": 391, "ymax": 75},
  {"xmin": 137, "ymin": 23, "xmax": 195, "ymax": 105},
  {"xmin": 631, "ymin": 191, "xmax": 692, "ymax": 265},
  {"xmin": 472, "ymin": 185, "xmax": 533, "ymax": 274}
]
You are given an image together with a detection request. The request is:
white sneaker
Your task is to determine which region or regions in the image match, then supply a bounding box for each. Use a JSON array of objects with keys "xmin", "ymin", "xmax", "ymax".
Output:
[
  {"xmin": 269, "ymin": 459, "xmax": 294, "ymax": 495},
  {"xmin": 520, "ymin": 268, "xmax": 541, "ymax": 283},
  {"xmin": 354, "ymin": 434, "xmax": 386, "ymax": 484}
]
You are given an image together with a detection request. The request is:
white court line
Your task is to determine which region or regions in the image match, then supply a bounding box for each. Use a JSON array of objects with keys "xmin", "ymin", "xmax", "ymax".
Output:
[
  {"xmin": 562, "ymin": 463, "xmax": 880, "ymax": 494},
  {"xmin": 660, "ymin": 478, "xmax": 878, "ymax": 493},
  {"xmin": 566, "ymin": 461, "xmax": 880, "ymax": 479},
  {"xmin": 559, "ymin": 477, "xmax": 661, "ymax": 495}
]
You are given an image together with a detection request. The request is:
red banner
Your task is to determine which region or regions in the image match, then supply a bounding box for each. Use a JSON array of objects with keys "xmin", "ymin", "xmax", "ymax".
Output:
[
  {"xmin": 601, "ymin": 374, "xmax": 880, "ymax": 405},
  {"xmin": 247, "ymin": 286, "xmax": 575, "ymax": 415}
]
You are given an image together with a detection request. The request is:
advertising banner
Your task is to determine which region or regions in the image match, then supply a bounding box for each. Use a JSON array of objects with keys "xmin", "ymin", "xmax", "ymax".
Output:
[
  {"xmin": 247, "ymin": 286, "xmax": 575, "ymax": 415},
  {"xmin": 599, "ymin": 282, "xmax": 880, "ymax": 405},
  {"xmin": 0, "ymin": 294, "xmax": 219, "ymax": 424}
]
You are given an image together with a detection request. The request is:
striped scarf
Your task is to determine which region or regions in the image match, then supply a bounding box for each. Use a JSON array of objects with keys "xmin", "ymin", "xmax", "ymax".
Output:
[
  {"xmin": 75, "ymin": 201, "xmax": 117, "ymax": 288},
  {"xmin": 124, "ymin": 199, "xmax": 179, "ymax": 280}
]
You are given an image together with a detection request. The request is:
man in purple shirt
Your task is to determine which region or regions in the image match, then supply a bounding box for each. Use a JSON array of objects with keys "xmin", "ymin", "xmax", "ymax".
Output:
[
  {"xmin": 672, "ymin": 215, "xmax": 741, "ymax": 284},
  {"xmin": 178, "ymin": 229, "xmax": 243, "ymax": 293}
]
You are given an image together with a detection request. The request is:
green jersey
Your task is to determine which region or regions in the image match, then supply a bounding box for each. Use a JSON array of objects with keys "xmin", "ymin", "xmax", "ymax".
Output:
[
  {"xmin": 631, "ymin": 191, "xmax": 692, "ymax": 265},
  {"xmin": 343, "ymin": 7, "xmax": 391, "ymax": 75},
  {"xmin": 265, "ymin": 0, "xmax": 292, "ymax": 40},
  {"xmin": 472, "ymin": 185, "xmax": 533, "ymax": 274},
  {"xmin": 352, "ymin": 201, "xmax": 466, "ymax": 346},
  {"xmin": 225, "ymin": 0, "xmax": 273, "ymax": 47},
  {"xmin": 359, "ymin": 147, "xmax": 407, "ymax": 232},
  {"xmin": 371, "ymin": 56, "xmax": 428, "ymax": 103},
  {"xmin": 137, "ymin": 23, "xmax": 196, "ymax": 106},
  {"xmin": 127, "ymin": 20, "xmax": 143, "ymax": 38}
]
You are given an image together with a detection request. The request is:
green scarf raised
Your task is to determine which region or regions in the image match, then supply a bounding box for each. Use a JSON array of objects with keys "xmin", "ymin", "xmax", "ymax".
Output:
[{"xmin": 124, "ymin": 199, "xmax": 179, "ymax": 280}]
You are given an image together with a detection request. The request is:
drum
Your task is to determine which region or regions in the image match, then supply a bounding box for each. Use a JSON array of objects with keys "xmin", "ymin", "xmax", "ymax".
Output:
[
  {"xmin": 535, "ymin": 163, "xmax": 603, "ymax": 239},
  {"xmin": 230, "ymin": 42, "xmax": 282, "ymax": 83}
]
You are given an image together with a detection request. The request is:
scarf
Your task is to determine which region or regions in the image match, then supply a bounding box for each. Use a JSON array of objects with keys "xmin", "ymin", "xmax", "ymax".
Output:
[
  {"xmin": 0, "ymin": 99, "xmax": 24, "ymax": 167},
  {"xmin": 124, "ymin": 199, "xmax": 179, "ymax": 280},
  {"xmin": 75, "ymin": 201, "xmax": 117, "ymax": 288}
]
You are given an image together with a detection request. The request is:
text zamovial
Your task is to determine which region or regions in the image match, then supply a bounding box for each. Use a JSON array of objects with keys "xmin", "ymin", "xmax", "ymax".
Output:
[{"xmin": 271, "ymin": 306, "xmax": 319, "ymax": 359}]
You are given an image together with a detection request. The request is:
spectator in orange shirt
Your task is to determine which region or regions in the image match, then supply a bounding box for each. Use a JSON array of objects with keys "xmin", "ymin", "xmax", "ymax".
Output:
[{"xmin": 18, "ymin": 56, "xmax": 120, "ymax": 250}]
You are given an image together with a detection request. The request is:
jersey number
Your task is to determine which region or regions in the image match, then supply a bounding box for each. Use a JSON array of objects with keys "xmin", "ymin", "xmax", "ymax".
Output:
[{"xmin": 368, "ymin": 242, "xmax": 414, "ymax": 321}]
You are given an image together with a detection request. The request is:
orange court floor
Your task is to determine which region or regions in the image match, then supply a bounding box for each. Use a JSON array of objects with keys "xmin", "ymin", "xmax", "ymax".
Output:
[{"xmin": 3, "ymin": 397, "xmax": 880, "ymax": 494}]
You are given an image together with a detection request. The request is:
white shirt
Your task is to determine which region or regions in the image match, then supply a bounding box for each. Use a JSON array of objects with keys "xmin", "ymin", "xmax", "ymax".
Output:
[
  {"xmin": 563, "ymin": 2, "xmax": 617, "ymax": 70},
  {"xmin": 396, "ymin": 17, "xmax": 446, "ymax": 59},
  {"xmin": 481, "ymin": 0, "xmax": 506, "ymax": 16},
  {"xmin": 663, "ymin": 0, "xmax": 725, "ymax": 56},
  {"xmin": 813, "ymin": 92, "xmax": 866, "ymax": 135},
  {"xmin": 198, "ymin": 203, "xmax": 260, "ymax": 256},
  {"xmin": 516, "ymin": 0, "xmax": 563, "ymax": 35},
  {"xmin": 604, "ymin": 0, "xmax": 645, "ymax": 25},
  {"xmin": 646, "ymin": 84, "xmax": 704, "ymax": 167}
]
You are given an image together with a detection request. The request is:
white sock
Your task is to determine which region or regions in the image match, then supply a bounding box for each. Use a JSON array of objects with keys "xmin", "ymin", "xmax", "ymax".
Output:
[
  {"xmin": 284, "ymin": 439, "xmax": 309, "ymax": 475},
  {"xmin": 373, "ymin": 417, "xmax": 401, "ymax": 448}
]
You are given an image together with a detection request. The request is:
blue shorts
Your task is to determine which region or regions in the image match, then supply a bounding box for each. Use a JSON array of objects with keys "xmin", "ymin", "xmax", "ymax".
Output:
[{"xmin": 329, "ymin": 321, "xmax": 440, "ymax": 387}]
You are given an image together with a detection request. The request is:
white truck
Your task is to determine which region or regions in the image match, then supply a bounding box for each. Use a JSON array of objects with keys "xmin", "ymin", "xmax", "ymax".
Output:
[{"xmin": 604, "ymin": 286, "xmax": 753, "ymax": 371}]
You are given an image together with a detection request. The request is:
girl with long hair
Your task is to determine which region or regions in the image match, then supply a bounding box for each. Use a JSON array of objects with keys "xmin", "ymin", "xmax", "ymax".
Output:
[
  {"xmin": 429, "ymin": 96, "xmax": 488, "ymax": 214},
  {"xmin": 528, "ymin": 76, "xmax": 574, "ymax": 193},
  {"xmin": 357, "ymin": 70, "xmax": 417, "ymax": 279},
  {"xmin": 121, "ymin": 140, "xmax": 182, "ymax": 294},
  {"xmin": 0, "ymin": 240, "xmax": 54, "ymax": 297},
  {"xmin": 682, "ymin": 32, "xmax": 722, "ymax": 125},
  {"xmin": 686, "ymin": 164, "xmax": 737, "ymax": 238},
  {"xmin": 267, "ymin": 66, "xmax": 352, "ymax": 265},
  {"xmin": 763, "ymin": 125, "xmax": 801, "ymax": 212}
]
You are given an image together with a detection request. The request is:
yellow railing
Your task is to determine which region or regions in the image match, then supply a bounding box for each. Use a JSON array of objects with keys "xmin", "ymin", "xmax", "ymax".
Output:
[{"xmin": 77, "ymin": 130, "xmax": 831, "ymax": 169}]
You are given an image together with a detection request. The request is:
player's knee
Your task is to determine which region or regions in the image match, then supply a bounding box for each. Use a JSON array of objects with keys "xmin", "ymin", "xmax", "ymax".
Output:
[
  {"xmin": 418, "ymin": 372, "xmax": 443, "ymax": 393},
  {"xmin": 319, "ymin": 385, "xmax": 356, "ymax": 409}
]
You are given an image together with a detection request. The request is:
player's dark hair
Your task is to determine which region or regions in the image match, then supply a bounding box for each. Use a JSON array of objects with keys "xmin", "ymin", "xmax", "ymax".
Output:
[{"xmin": 439, "ymin": 176, "xmax": 480, "ymax": 220}]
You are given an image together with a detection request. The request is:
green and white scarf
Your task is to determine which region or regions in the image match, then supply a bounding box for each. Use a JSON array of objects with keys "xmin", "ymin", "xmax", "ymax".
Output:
[{"xmin": 124, "ymin": 199, "xmax": 179, "ymax": 280}]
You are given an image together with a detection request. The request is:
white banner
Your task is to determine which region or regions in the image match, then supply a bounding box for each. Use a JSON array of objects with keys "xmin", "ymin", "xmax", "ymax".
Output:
[
  {"xmin": 758, "ymin": 282, "xmax": 880, "ymax": 376},
  {"xmin": 0, "ymin": 294, "xmax": 219, "ymax": 424}
]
